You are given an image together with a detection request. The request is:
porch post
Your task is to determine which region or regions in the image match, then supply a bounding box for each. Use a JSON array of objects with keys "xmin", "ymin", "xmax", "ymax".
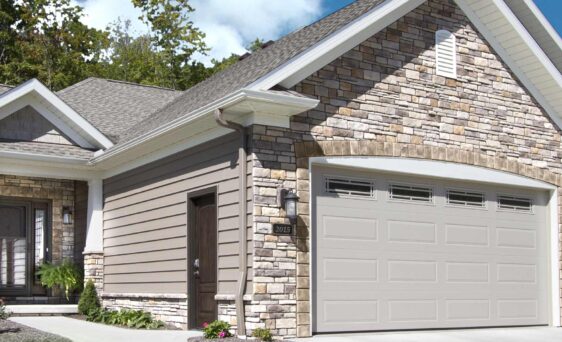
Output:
[
  {"xmin": 83, "ymin": 178, "xmax": 104, "ymax": 292},
  {"xmin": 84, "ymin": 178, "xmax": 103, "ymax": 253}
]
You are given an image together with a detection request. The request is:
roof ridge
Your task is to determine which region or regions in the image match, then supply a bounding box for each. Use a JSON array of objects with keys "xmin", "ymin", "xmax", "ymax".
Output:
[
  {"xmin": 57, "ymin": 77, "xmax": 96, "ymax": 94},
  {"xmin": 104, "ymin": 78, "xmax": 181, "ymax": 92}
]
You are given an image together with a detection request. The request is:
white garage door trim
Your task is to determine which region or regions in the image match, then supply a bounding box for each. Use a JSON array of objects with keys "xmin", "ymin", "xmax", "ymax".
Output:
[{"xmin": 308, "ymin": 156, "xmax": 560, "ymax": 332}]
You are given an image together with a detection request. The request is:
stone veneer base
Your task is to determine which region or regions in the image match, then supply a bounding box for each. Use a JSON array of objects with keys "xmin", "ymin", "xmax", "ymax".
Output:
[{"xmin": 102, "ymin": 293, "xmax": 188, "ymax": 329}]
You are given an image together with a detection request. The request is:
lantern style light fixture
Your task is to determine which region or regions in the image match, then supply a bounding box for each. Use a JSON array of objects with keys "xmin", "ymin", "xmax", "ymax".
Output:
[
  {"xmin": 283, "ymin": 190, "xmax": 299, "ymax": 223},
  {"xmin": 62, "ymin": 207, "xmax": 73, "ymax": 225}
]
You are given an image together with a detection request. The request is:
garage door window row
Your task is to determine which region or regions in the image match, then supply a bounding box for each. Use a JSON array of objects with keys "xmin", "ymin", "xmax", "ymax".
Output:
[{"xmin": 324, "ymin": 176, "xmax": 533, "ymax": 213}]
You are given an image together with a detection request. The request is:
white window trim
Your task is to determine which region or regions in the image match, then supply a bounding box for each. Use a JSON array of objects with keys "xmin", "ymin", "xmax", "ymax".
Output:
[{"xmin": 309, "ymin": 156, "xmax": 560, "ymax": 329}]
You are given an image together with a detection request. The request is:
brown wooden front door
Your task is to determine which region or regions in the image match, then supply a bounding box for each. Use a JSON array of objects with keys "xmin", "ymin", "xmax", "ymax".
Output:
[{"xmin": 191, "ymin": 194, "xmax": 218, "ymax": 328}]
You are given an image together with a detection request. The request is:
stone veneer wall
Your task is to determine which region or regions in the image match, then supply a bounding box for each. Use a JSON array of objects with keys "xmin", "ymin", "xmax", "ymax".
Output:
[
  {"xmin": 102, "ymin": 294, "xmax": 188, "ymax": 329},
  {"xmin": 249, "ymin": 0, "xmax": 562, "ymax": 338},
  {"xmin": 0, "ymin": 174, "xmax": 76, "ymax": 263},
  {"xmin": 83, "ymin": 253, "xmax": 103, "ymax": 294}
]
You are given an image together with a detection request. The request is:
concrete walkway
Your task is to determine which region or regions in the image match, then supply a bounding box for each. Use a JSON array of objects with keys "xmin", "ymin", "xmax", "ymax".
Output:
[
  {"xmin": 10, "ymin": 316, "xmax": 202, "ymax": 342},
  {"xmin": 301, "ymin": 327, "xmax": 562, "ymax": 342}
]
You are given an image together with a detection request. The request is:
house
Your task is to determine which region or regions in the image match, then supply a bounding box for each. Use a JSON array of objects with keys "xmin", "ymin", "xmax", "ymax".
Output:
[{"xmin": 0, "ymin": 0, "xmax": 561, "ymax": 338}]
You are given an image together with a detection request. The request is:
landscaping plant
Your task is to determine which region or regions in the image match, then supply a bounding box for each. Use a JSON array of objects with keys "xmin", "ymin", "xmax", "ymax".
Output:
[
  {"xmin": 78, "ymin": 280, "xmax": 100, "ymax": 315},
  {"xmin": 252, "ymin": 327, "xmax": 273, "ymax": 341},
  {"xmin": 202, "ymin": 320, "xmax": 232, "ymax": 339},
  {"xmin": 86, "ymin": 308, "xmax": 164, "ymax": 329},
  {"xmin": 0, "ymin": 299, "xmax": 10, "ymax": 320},
  {"xmin": 36, "ymin": 259, "xmax": 82, "ymax": 300}
]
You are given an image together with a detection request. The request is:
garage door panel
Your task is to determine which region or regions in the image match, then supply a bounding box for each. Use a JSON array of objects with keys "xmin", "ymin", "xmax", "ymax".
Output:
[{"xmin": 313, "ymin": 165, "xmax": 548, "ymax": 333}]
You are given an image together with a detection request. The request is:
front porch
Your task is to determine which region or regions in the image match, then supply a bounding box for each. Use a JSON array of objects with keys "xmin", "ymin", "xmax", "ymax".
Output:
[{"xmin": 0, "ymin": 174, "xmax": 89, "ymax": 304}]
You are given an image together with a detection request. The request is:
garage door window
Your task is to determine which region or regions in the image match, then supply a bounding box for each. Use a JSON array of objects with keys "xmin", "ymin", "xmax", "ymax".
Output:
[
  {"xmin": 447, "ymin": 189, "xmax": 485, "ymax": 207},
  {"xmin": 389, "ymin": 184, "xmax": 432, "ymax": 203},
  {"xmin": 325, "ymin": 177, "xmax": 375, "ymax": 198},
  {"xmin": 497, "ymin": 195, "xmax": 533, "ymax": 212}
]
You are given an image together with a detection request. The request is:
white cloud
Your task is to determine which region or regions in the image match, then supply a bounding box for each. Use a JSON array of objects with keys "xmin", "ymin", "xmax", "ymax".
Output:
[
  {"xmin": 74, "ymin": 0, "xmax": 148, "ymax": 34},
  {"xmin": 75, "ymin": 0, "xmax": 322, "ymax": 65}
]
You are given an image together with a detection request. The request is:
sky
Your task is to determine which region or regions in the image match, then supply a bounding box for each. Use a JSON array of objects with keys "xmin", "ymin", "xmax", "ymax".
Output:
[{"xmin": 75, "ymin": 0, "xmax": 562, "ymax": 66}]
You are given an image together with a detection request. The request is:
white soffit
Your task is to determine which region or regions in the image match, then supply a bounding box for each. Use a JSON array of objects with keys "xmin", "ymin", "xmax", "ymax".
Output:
[{"xmin": 0, "ymin": 79, "xmax": 113, "ymax": 149}]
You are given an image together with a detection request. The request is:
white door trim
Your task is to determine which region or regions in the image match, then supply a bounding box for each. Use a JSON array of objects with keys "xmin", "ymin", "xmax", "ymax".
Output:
[{"xmin": 308, "ymin": 156, "xmax": 560, "ymax": 332}]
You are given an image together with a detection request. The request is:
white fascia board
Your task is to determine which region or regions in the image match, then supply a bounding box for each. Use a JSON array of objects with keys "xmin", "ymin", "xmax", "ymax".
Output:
[
  {"xmin": 455, "ymin": 0, "xmax": 562, "ymax": 129},
  {"xmin": 0, "ymin": 79, "xmax": 113, "ymax": 149},
  {"xmin": 248, "ymin": 0, "xmax": 425, "ymax": 90},
  {"xmin": 91, "ymin": 89, "xmax": 317, "ymax": 165},
  {"xmin": 0, "ymin": 156, "xmax": 99, "ymax": 181}
]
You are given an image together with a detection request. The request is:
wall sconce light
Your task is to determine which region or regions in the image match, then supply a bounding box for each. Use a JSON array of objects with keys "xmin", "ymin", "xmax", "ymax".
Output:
[
  {"xmin": 282, "ymin": 189, "xmax": 299, "ymax": 224},
  {"xmin": 62, "ymin": 207, "xmax": 73, "ymax": 225}
]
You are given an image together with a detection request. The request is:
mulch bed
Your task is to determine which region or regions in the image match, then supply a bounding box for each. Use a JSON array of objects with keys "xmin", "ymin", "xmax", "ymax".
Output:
[{"xmin": 0, "ymin": 319, "xmax": 71, "ymax": 342}]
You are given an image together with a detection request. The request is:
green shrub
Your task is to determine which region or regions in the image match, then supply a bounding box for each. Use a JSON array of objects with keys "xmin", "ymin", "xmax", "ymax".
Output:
[
  {"xmin": 252, "ymin": 327, "xmax": 273, "ymax": 341},
  {"xmin": 202, "ymin": 320, "xmax": 232, "ymax": 339},
  {"xmin": 0, "ymin": 299, "xmax": 10, "ymax": 320},
  {"xmin": 86, "ymin": 308, "xmax": 164, "ymax": 329},
  {"xmin": 78, "ymin": 280, "xmax": 100, "ymax": 315},
  {"xmin": 36, "ymin": 259, "xmax": 82, "ymax": 300}
]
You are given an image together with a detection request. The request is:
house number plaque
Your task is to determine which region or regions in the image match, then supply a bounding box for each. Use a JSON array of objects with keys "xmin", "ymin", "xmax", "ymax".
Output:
[{"xmin": 273, "ymin": 223, "xmax": 294, "ymax": 235}]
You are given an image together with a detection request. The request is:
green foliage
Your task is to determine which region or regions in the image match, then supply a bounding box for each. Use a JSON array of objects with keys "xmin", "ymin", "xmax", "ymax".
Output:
[
  {"xmin": 86, "ymin": 308, "xmax": 164, "ymax": 329},
  {"xmin": 78, "ymin": 280, "xmax": 100, "ymax": 315},
  {"xmin": 252, "ymin": 327, "xmax": 273, "ymax": 341},
  {"xmin": 0, "ymin": 0, "xmax": 263, "ymax": 91},
  {"xmin": 0, "ymin": 0, "xmax": 109, "ymax": 89},
  {"xmin": 202, "ymin": 320, "xmax": 232, "ymax": 339},
  {"xmin": 0, "ymin": 299, "xmax": 10, "ymax": 320},
  {"xmin": 36, "ymin": 259, "xmax": 82, "ymax": 300}
]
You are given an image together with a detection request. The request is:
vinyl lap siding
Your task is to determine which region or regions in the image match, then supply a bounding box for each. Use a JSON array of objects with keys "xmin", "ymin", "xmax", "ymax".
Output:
[{"xmin": 102, "ymin": 133, "xmax": 253, "ymax": 295}]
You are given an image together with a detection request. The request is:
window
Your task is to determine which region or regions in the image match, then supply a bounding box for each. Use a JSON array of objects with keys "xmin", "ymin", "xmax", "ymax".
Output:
[
  {"xmin": 447, "ymin": 190, "xmax": 485, "ymax": 207},
  {"xmin": 389, "ymin": 184, "xmax": 432, "ymax": 202},
  {"xmin": 325, "ymin": 177, "xmax": 375, "ymax": 198},
  {"xmin": 497, "ymin": 195, "xmax": 532, "ymax": 212},
  {"xmin": 435, "ymin": 29, "xmax": 457, "ymax": 78}
]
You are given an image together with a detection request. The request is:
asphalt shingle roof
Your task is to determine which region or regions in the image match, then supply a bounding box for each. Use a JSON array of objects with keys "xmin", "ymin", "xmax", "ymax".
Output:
[
  {"xmin": 57, "ymin": 78, "xmax": 182, "ymax": 143},
  {"xmin": 116, "ymin": 0, "xmax": 385, "ymax": 146},
  {"xmin": 0, "ymin": 140, "xmax": 94, "ymax": 159}
]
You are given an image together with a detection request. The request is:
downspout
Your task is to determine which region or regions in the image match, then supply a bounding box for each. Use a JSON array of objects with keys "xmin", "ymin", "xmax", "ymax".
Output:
[{"xmin": 214, "ymin": 109, "xmax": 247, "ymax": 336}]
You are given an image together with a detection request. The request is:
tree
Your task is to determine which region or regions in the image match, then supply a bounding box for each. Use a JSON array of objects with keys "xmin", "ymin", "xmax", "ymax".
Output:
[
  {"xmin": 132, "ymin": 0, "xmax": 207, "ymax": 89},
  {"xmin": 0, "ymin": 0, "xmax": 108, "ymax": 90}
]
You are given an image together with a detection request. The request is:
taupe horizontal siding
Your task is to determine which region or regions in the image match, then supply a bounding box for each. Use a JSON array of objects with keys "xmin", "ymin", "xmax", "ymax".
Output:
[{"xmin": 103, "ymin": 133, "xmax": 253, "ymax": 295}]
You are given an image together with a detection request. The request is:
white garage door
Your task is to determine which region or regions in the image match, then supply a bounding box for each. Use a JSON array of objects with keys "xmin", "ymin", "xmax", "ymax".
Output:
[{"xmin": 313, "ymin": 165, "xmax": 549, "ymax": 333}]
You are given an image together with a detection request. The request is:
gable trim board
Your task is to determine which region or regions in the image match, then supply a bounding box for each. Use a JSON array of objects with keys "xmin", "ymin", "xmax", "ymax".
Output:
[
  {"xmin": 0, "ymin": 79, "xmax": 113, "ymax": 150},
  {"xmin": 248, "ymin": 0, "xmax": 562, "ymax": 128}
]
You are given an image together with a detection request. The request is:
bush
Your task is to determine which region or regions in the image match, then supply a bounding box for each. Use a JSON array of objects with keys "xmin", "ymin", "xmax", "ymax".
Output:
[
  {"xmin": 36, "ymin": 259, "xmax": 82, "ymax": 300},
  {"xmin": 86, "ymin": 308, "xmax": 164, "ymax": 329},
  {"xmin": 202, "ymin": 320, "xmax": 232, "ymax": 339},
  {"xmin": 0, "ymin": 299, "xmax": 10, "ymax": 320},
  {"xmin": 78, "ymin": 280, "xmax": 100, "ymax": 315},
  {"xmin": 252, "ymin": 327, "xmax": 273, "ymax": 341}
]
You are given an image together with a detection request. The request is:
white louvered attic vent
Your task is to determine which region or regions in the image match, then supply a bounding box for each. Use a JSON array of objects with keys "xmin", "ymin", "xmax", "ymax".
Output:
[{"xmin": 435, "ymin": 29, "xmax": 457, "ymax": 79}]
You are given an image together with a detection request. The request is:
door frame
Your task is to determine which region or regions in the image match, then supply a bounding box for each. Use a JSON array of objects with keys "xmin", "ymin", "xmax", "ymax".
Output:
[
  {"xmin": 0, "ymin": 196, "xmax": 52, "ymax": 297},
  {"xmin": 309, "ymin": 157, "xmax": 560, "ymax": 333},
  {"xmin": 187, "ymin": 187, "xmax": 218, "ymax": 329}
]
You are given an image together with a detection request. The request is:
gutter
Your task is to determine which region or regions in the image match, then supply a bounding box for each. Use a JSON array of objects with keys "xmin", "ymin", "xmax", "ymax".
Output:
[
  {"xmin": 214, "ymin": 109, "xmax": 248, "ymax": 337},
  {"xmin": 90, "ymin": 89, "xmax": 318, "ymax": 165}
]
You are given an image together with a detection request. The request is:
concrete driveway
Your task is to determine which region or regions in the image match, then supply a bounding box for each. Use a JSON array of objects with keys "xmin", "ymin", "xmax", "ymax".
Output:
[
  {"xmin": 10, "ymin": 316, "xmax": 201, "ymax": 342},
  {"xmin": 301, "ymin": 327, "xmax": 562, "ymax": 342}
]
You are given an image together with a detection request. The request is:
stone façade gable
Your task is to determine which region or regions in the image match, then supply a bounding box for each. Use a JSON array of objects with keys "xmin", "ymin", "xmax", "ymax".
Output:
[{"xmin": 248, "ymin": 0, "xmax": 562, "ymax": 338}]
